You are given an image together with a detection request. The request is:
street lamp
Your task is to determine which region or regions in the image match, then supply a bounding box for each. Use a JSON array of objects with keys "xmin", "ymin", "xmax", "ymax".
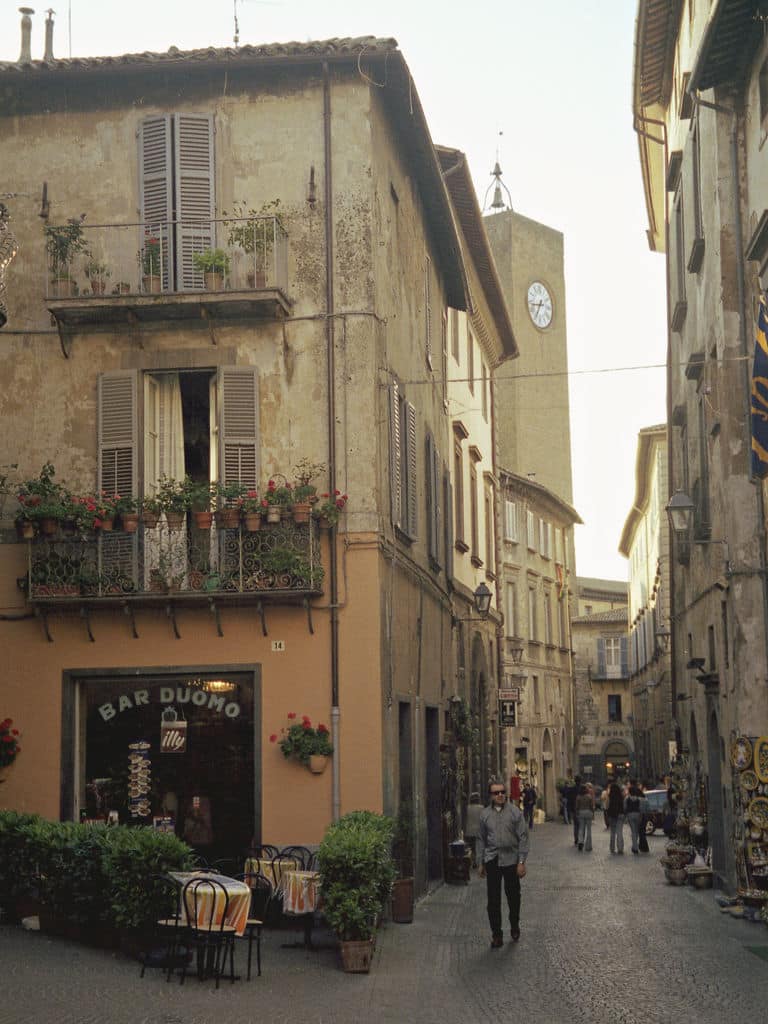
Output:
[
  {"xmin": 452, "ymin": 582, "xmax": 493, "ymax": 623},
  {"xmin": 666, "ymin": 490, "xmax": 695, "ymax": 535},
  {"xmin": 654, "ymin": 626, "xmax": 671, "ymax": 654}
]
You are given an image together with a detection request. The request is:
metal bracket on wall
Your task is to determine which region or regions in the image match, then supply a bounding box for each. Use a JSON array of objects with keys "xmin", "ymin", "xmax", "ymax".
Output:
[
  {"xmin": 166, "ymin": 602, "xmax": 181, "ymax": 639},
  {"xmin": 123, "ymin": 602, "xmax": 139, "ymax": 638},
  {"xmin": 303, "ymin": 597, "xmax": 314, "ymax": 635},
  {"xmin": 209, "ymin": 598, "xmax": 223, "ymax": 637},
  {"xmin": 256, "ymin": 600, "xmax": 267, "ymax": 637},
  {"xmin": 200, "ymin": 306, "xmax": 218, "ymax": 345},
  {"xmin": 55, "ymin": 317, "xmax": 74, "ymax": 358},
  {"xmin": 80, "ymin": 605, "xmax": 95, "ymax": 643},
  {"xmin": 35, "ymin": 604, "xmax": 53, "ymax": 643}
]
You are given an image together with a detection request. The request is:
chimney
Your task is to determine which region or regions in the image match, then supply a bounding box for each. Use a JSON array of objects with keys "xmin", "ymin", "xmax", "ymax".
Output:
[
  {"xmin": 18, "ymin": 7, "xmax": 34, "ymax": 64},
  {"xmin": 44, "ymin": 8, "xmax": 54, "ymax": 61}
]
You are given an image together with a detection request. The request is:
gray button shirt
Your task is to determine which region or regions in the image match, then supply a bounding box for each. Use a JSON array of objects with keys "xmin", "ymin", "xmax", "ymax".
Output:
[{"xmin": 477, "ymin": 801, "xmax": 530, "ymax": 867}]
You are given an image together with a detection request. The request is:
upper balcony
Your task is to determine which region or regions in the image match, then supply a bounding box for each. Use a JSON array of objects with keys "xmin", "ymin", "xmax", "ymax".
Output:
[{"xmin": 44, "ymin": 217, "xmax": 291, "ymax": 345}]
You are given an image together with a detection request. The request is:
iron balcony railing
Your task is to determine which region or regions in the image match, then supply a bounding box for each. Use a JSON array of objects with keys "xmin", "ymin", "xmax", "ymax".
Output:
[
  {"xmin": 44, "ymin": 216, "xmax": 288, "ymax": 298},
  {"xmin": 26, "ymin": 518, "xmax": 322, "ymax": 600}
]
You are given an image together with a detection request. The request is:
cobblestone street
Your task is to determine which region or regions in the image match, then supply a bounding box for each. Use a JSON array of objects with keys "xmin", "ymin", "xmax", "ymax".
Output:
[{"xmin": 3, "ymin": 820, "xmax": 768, "ymax": 1024}]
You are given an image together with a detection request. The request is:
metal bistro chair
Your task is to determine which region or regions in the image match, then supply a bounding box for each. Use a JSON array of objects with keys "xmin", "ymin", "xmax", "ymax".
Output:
[
  {"xmin": 238, "ymin": 869, "xmax": 274, "ymax": 980},
  {"xmin": 138, "ymin": 874, "xmax": 190, "ymax": 982},
  {"xmin": 180, "ymin": 876, "xmax": 237, "ymax": 988},
  {"xmin": 249, "ymin": 843, "xmax": 280, "ymax": 861},
  {"xmin": 277, "ymin": 845, "xmax": 313, "ymax": 870}
]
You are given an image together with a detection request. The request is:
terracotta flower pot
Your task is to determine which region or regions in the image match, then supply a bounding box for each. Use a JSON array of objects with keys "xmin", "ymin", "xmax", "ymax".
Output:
[
  {"xmin": 203, "ymin": 271, "xmax": 224, "ymax": 292},
  {"xmin": 98, "ymin": 517, "xmax": 115, "ymax": 532},
  {"xmin": 308, "ymin": 754, "xmax": 327, "ymax": 774},
  {"xmin": 142, "ymin": 274, "xmax": 161, "ymax": 294},
  {"xmin": 292, "ymin": 502, "xmax": 312, "ymax": 524},
  {"xmin": 120, "ymin": 513, "xmax": 139, "ymax": 533},
  {"xmin": 216, "ymin": 507, "xmax": 241, "ymax": 530},
  {"xmin": 142, "ymin": 510, "xmax": 160, "ymax": 529},
  {"xmin": 39, "ymin": 517, "xmax": 59, "ymax": 536},
  {"xmin": 16, "ymin": 519, "xmax": 35, "ymax": 540},
  {"xmin": 165, "ymin": 511, "xmax": 185, "ymax": 530},
  {"xmin": 244, "ymin": 512, "xmax": 262, "ymax": 532},
  {"xmin": 192, "ymin": 510, "xmax": 214, "ymax": 530},
  {"xmin": 265, "ymin": 505, "xmax": 282, "ymax": 524}
]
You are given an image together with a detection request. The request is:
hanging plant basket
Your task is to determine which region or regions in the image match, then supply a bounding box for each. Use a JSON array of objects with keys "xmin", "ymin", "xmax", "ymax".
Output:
[
  {"xmin": 192, "ymin": 510, "xmax": 214, "ymax": 530},
  {"xmin": 244, "ymin": 512, "xmax": 262, "ymax": 532},
  {"xmin": 216, "ymin": 507, "xmax": 241, "ymax": 530}
]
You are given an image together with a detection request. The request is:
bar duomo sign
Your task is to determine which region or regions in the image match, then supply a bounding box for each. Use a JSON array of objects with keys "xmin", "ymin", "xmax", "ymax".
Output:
[{"xmin": 98, "ymin": 686, "xmax": 242, "ymax": 723}]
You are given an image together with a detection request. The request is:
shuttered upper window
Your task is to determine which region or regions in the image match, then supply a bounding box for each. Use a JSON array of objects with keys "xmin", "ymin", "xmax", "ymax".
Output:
[
  {"xmin": 389, "ymin": 380, "xmax": 418, "ymax": 540},
  {"xmin": 139, "ymin": 113, "xmax": 215, "ymax": 291}
]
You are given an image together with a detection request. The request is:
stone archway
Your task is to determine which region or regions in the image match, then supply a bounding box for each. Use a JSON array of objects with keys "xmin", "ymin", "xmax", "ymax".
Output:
[
  {"xmin": 603, "ymin": 740, "xmax": 632, "ymax": 780},
  {"xmin": 470, "ymin": 630, "xmax": 492, "ymax": 796}
]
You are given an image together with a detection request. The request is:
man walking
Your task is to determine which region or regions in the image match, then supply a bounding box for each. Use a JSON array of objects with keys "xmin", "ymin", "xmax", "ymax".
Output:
[{"xmin": 477, "ymin": 780, "xmax": 529, "ymax": 948}]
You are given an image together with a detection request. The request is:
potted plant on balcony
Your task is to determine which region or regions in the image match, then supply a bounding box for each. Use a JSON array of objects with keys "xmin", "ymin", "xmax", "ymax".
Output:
[
  {"xmin": 182, "ymin": 477, "xmax": 214, "ymax": 530},
  {"xmin": 156, "ymin": 476, "xmax": 188, "ymax": 530},
  {"xmin": 239, "ymin": 490, "xmax": 264, "ymax": 532},
  {"xmin": 114, "ymin": 495, "xmax": 139, "ymax": 533},
  {"xmin": 263, "ymin": 477, "xmax": 292, "ymax": 523},
  {"xmin": 140, "ymin": 494, "xmax": 163, "ymax": 529},
  {"xmin": 313, "ymin": 490, "xmax": 349, "ymax": 530},
  {"xmin": 84, "ymin": 260, "xmax": 111, "ymax": 295},
  {"xmin": 16, "ymin": 462, "xmax": 70, "ymax": 536},
  {"xmin": 215, "ymin": 481, "xmax": 244, "ymax": 529},
  {"xmin": 224, "ymin": 198, "xmax": 281, "ymax": 287},
  {"xmin": 192, "ymin": 248, "xmax": 231, "ymax": 291},
  {"xmin": 290, "ymin": 458, "xmax": 323, "ymax": 524},
  {"xmin": 270, "ymin": 712, "xmax": 333, "ymax": 772},
  {"xmin": 45, "ymin": 217, "xmax": 89, "ymax": 297},
  {"xmin": 140, "ymin": 236, "xmax": 162, "ymax": 293}
]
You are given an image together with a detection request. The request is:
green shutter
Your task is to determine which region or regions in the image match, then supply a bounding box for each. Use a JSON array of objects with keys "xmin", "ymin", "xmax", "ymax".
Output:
[
  {"xmin": 98, "ymin": 370, "xmax": 139, "ymax": 588},
  {"xmin": 139, "ymin": 115, "xmax": 173, "ymax": 288}
]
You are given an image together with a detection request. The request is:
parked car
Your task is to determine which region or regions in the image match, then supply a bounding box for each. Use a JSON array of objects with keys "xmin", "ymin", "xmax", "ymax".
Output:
[{"xmin": 643, "ymin": 789, "xmax": 671, "ymax": 835}]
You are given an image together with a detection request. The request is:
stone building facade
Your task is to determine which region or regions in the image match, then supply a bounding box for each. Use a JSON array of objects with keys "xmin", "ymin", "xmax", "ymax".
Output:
[
  {"xmin": 0, "ymin": 26, "xmax": 497, "ymax": 892},
  {"xmin": 619, "ymin": 424, "xmax": 674, "ymax": 785},
  {"xmin": 633, "ymin": 0, "xmax": 768, "ymax": 888}
]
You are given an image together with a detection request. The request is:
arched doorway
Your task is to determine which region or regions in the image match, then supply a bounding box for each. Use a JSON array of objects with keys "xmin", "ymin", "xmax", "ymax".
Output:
[
  {"xmin": 603, "ymin": 740, "xmax": 632, "ymax": 780},
  {"xmin": 470, "ymin": 631, "xmax": 492, "ymax": 796},
  {"xmin": 542, "ymin": 729, "xmax": 554, "ymax": 817}
]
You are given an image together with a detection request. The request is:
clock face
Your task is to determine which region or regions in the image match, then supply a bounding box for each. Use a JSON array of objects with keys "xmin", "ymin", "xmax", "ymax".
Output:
[{"xmin": 527, "ymin": 281, "xmax": 553, "ymax": 329}]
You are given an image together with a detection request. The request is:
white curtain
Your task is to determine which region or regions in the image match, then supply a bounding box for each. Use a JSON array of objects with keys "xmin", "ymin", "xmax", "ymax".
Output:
[{"xmin": 145, "ymin": 373, "xmax": 188, "ymax": 587}]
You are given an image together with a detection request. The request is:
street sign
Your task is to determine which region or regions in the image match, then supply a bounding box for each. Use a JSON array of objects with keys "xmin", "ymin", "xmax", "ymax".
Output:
[
  {"xmin": 499, "ymin": 687, "xmax": 520, "ymax": 702},
  {"xmin": 499, "ymin": 699, "xmax": 517, "ymax": 726}
]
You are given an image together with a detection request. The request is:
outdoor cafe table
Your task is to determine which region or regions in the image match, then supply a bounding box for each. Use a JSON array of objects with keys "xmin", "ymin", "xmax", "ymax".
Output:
[
  {"xmin": 168, "ymin": 870, "xmax": 251, "ymax": 937},
  {"xmin": 279, "ymin": 869, "xmax": 321, "ymax": 949}
]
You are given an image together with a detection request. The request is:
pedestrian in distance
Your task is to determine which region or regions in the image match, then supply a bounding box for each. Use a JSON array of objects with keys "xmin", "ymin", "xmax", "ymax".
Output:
[
  {"xmin": 477, "ymin": 779, "xmax": 529, "ymax": 948},
  {"xmin": 607, "ymin": 778, "xmax": 625, "ymax": 854},
  {"xmin": 575, "ymin": 784, "xmax": 594, "ymax": 851},
  {"xmin": 561, "ymin": 770, "xmax": 574, "ymax": 824},
  {"xmin": 522, "ymin": 782, "xmax": 537, "ymax": 829},
  {"xmin": 465, "ymin": 791, "xmax": 483, "ymax": 868},
  {"xmin": 600, "ymin": 781, "xmax": 610, "ymax": 829},
  {"xmin": 637, "ymin": 782, "xmax": 650, "ymax": 853},
  {"xmin": 566, "ymin": 774, "xmax": 581, "ymax": 845},
  {"xmin": 624, "ymin": 778, "xmax": 643, "ymax": 855}
]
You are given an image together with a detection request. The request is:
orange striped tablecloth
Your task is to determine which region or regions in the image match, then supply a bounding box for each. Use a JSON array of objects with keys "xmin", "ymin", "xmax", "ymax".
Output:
[
  {"xmin": 280, "ymin": 870, "xmax": 320, "ymax": 915},
  {"xmin": 169, "ymin": 871, "xmax": 251, "ymax": 938},
  {"xmin": 244, "ymin": 857, "xmax": 298, "ymax": 888}
]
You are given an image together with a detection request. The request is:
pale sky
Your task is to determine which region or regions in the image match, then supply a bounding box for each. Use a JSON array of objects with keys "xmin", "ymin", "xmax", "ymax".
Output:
[{"xmin": 0, "ymin": 0, "xmax": 667, "ymax": 581}]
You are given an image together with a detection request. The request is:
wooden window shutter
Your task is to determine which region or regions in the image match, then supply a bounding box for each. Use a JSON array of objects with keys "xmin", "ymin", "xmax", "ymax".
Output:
[
  {"xmin": 98, "ymin": 371, "xmax": 138, "ymax": 498},
  {"xmin": 98, "ymin": 370, "xmax": 139, "ymax": 586},
  {"xmin": 433, "ymin": 441, "xmax": 442, "ymax": 567},
  {"xmin": 218, "ymin": 367, "xmax": 259, "ymax": 490},
  {"xmin": 175, "ymin": 114, "xmax": 215, "ymax": 290},
  {"xmin": 443, "ymin": 468, "xmax": 453, "ymax": 582},
  {"xmin": 139, "ymin": 115, "xmax": 174, "ymax": 289},
  {"xmin": 426, "ymin": 433, "xmax": 436, "ymax": 562},
  {"xmin": 389, "ymin": 381, "xmax": 402, "ymax": 529},
  {"xmin": 597, "ymin": 638, "xmax": 606, "ymax": 677},
  {"xmin": 620, "ymin": 636, "xmax": 629, "ymax": 678},
  {"xmin": 406, "ymin": 401, "xmax": 418, "ymax": 537}
]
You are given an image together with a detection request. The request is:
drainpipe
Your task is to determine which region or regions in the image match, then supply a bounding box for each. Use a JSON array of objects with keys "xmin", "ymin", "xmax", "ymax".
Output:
[{"xmin": 322, "ymin": 62, "xmax": 341, "ymax": 823}]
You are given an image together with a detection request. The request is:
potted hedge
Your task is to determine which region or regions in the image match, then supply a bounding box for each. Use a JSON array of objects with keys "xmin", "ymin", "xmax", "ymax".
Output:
[{"xmin": 317, "ymin": 810, "xmax": 395, "ymax": 972}]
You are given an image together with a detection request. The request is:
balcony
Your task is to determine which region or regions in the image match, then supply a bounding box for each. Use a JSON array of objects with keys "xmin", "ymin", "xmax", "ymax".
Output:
[
  {"xmin": 24, "ymin": 517, "xmax": 322, "ymax": 640},
  {"xmin": 44, "ymin": 217, "xmax": 291, "ymax": 350}
]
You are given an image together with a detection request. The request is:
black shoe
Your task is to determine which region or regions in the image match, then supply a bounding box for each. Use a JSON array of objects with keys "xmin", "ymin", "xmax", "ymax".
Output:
[
  {"xmin": 578, "ymin": 843, "xmax": 583, "ymax": 850},
  {"xmin": 491, "ymin": 934, "xmax": 503, "ymax": 949},
  {"xmin": 510, "ymin": 928, "xmax": 521, "ymax": 942}
]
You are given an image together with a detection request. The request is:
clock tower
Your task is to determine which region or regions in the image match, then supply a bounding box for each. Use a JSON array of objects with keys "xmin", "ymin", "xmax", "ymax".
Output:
[{"xmin": 485, "ymin": 196, "xmax": 574, "ymax": 506}]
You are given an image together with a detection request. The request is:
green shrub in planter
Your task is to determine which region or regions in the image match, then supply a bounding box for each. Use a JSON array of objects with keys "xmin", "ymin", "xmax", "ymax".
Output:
[
  {"xmin": 317, "ymin": 810, "xmax": 396, "ymax": 942},
  {"xmin": 0, "ymin": 811, "xmax": 42, "ymax": 913},
  {"xmin": 104, "ymin": 826, "xmax": 194, "ymax": 930}
]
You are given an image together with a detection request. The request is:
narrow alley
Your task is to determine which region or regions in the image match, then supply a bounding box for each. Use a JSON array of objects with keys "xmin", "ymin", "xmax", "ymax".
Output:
[{"xmin": 3, "ymin": 820, "xmax": 767, "ymax": 1024}]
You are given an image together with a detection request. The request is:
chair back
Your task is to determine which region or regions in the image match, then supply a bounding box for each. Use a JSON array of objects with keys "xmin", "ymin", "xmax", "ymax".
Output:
[
  {"xmin": 182, "ymin": 876, "xmax": 230, "ymax": 935},
  {"xmin": 278, "ymin": 845, "xmax": 313, "ymax": 870},
  {"xmin": 147, "ymin": 872, "xmax": 183, "ymax": 926},
  {"xmin": 239, "ymin": 870, "xmax": 273, "ymax": 921},
  {"xmin": 250, "ymin": 843, "xmax": 279, "ymax": 860}
]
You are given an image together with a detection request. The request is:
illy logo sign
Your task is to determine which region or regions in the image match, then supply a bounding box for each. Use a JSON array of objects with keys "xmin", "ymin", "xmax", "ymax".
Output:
[{"xmin": 160, "ymin": 720, "xmax": 187, "ymax": 753}]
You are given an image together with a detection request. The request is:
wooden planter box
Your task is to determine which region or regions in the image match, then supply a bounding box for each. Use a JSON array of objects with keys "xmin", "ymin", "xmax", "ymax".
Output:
[{"xmin": 339, "ymin": 937, "xmax": 374, "ymax": 973}]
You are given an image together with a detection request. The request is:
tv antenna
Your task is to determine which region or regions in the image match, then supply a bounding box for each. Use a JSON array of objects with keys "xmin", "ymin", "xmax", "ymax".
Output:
[{"xmin": 233, "ymin": 0, "xmax": 283, "ymax": 48}]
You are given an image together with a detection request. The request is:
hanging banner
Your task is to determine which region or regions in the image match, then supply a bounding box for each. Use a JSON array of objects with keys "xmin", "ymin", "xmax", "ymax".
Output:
[{"xmin": 499, "ymin": 699, "xmax": 517, "ymax": 727}]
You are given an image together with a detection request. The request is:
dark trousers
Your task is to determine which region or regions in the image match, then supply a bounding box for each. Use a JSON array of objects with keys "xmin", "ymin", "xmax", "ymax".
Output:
[
  {"xmin": 572, "ymin": 812, "xmax": 579, "ymax": 844},
  {"xmin": 485, "ymin": 858, "xmax": 521, "ymax": 938}
]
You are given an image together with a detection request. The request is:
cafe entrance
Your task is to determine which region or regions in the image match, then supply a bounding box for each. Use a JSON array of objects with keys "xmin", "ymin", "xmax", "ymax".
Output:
[{"xmin": 66, "ymin": 668, "xmax": 259, "ymax": 861}]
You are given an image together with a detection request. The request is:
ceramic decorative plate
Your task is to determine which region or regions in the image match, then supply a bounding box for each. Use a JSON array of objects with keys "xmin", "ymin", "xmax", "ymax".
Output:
[
  {"xmin": 741, "ymin": 770, "xmax": 759, "ymax": 791},
  {"xmin": 748, "ymin": 796, "xmax": 768, "ymax": 830},
  {"xmin": 755, "ymin": 737, "xmax": 768, "ymax": 783},
  {"xmin": 731, "ymin": 736, "xmax": 753, "ymax": 770}
]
